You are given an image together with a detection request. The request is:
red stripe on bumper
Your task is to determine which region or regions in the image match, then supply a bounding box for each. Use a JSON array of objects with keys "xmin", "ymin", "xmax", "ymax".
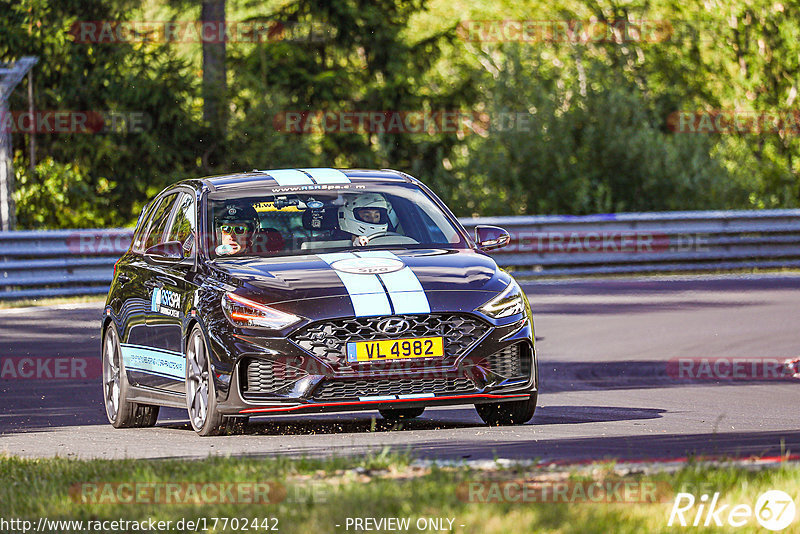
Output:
[{"xmin": 239, "ymin": 393, "xmax": 530, "ymax": 414}]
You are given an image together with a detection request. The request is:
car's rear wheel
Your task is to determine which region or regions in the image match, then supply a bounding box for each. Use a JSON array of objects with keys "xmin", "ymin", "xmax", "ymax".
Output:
[
  {"xmin": 102, "ymin": 326, "xmax": 159, "ymax": 428},
  {"xmin": 379, "ymin": 407, "xmax": 424, "ymax": 421},
  {"xmin": 475, "ymin": 393, "xmax": 537, "ymax": 426}
]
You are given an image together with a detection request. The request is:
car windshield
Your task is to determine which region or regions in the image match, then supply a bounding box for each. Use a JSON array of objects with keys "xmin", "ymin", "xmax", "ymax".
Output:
[{"xmin": 206, "ymin": 183, "xmax": 467, "ymax": 258}]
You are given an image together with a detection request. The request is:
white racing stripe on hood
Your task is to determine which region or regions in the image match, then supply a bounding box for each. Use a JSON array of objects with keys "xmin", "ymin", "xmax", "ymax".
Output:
[
  {"xmin": 318, "ymin": 252, "xmax": 392, "ymax": 316},
  {"xmin": 354, "ymin": 251, "xmax": 430, "ymax": 314}
]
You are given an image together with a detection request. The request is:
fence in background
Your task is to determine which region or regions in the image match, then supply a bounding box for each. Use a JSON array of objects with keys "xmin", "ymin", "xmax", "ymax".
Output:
[{"xmin": 1, "ymin": 210, "xmax": 799, "ymax": 299}]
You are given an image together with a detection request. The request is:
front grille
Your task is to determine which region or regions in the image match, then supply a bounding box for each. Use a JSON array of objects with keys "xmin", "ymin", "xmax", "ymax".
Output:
[
  {"xmin": 483, "ymin": 343, "xmax": 531, "ymax": 381},
  {"xmin": 243, "ymin": 358, "xmax": 308, "ymax": 394},
  {"xmin": 290, "ymin": 314, "xmax": 490, "ymax": 370},
  {"xmin": 313, "ymin": 377, "xmax": 477, "ymax": 401}
]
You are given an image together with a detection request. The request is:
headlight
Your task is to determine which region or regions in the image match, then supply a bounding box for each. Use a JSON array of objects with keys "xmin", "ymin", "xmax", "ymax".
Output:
[
  {"xmin": 478, "ymin": 279, "xmax": 525, "ymax": 318},
  {"xmin": 222, "ymin": 292, "xmax": 301, "ymax": 330}
]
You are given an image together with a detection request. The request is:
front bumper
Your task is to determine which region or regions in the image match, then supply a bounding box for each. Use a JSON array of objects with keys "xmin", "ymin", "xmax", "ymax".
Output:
[
  {"xmin": 210, "ymin": 312, "xmax": 537, "ymax": 416},
  {"xmin": 237, "ymin": 392, "xmax": 535, "ymax": 415}
]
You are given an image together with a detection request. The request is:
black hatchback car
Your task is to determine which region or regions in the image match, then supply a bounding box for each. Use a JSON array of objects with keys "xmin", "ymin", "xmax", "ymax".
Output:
[{"xmin": 102, "ymin": 168, "xmax": 538, "ymax": 435}]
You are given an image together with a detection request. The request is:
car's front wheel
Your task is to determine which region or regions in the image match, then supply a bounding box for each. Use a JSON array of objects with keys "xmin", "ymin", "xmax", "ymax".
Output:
[
  {"xmin": 102, "ymin": 326, "xmax": 159, "ymax": 428},
  {"xmin": 475, "ymin": 393, "xmax": 537, "ymax": 426},
  {"xmin": 379, "ymin": 407, "xmax": 424, "ymax": 421},
  {"xmin": 186, "ymin": 325, "xmax": 227, "ymax": 436},
  {"xmin": 185, "ymin": 325, "xmax": 249, "ymax": 436}
]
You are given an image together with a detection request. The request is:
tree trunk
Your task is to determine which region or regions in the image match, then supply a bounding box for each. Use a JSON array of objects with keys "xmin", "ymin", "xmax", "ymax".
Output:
[{"xmin": 202, "ymin": 0, "xmax": 227, "ymax": 131}]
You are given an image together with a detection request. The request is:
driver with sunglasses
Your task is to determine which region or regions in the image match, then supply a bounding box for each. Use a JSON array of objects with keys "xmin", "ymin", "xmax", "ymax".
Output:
[{"xmin": 214, "ymin": 204, "xmax": 259, "ymax": 256}]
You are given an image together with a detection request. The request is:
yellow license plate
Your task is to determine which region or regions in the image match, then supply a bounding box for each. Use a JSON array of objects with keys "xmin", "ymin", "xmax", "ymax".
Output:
[{"xmin": 346, "ymin": 337, "xmax": 444, "ymax": 363}]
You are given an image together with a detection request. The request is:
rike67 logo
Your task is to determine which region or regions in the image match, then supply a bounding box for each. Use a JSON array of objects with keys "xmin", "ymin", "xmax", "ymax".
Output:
[{"xmin": 668, "ymin": 490, "xmax": 796, "ymax": 531}]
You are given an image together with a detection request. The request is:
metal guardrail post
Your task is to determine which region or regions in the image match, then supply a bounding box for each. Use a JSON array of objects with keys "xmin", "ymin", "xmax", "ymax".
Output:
[{"xmin": 0, "ymin": 56, "xmax": 39, "ymax": 231}]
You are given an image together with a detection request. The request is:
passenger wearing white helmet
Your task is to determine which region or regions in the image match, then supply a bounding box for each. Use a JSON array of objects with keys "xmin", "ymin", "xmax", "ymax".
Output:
[{"xmin": 338, "ymin": 193, "xmax": 393, "ymax": 246}]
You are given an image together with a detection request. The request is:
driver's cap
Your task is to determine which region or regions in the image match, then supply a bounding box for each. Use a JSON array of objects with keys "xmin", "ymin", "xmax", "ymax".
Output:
[{"xmin": 217, "ymin": 204, "xmax": 258, "ymax": 228}]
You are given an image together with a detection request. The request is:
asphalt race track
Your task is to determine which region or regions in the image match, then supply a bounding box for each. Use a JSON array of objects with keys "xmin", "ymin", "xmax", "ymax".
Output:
[{"xmin": 1, "ymin": 274, "xmax": 799, "ymax": 462}]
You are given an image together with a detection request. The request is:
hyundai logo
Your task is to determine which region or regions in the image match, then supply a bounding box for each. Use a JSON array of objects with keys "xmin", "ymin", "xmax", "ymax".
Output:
[{"xmin": 377, "ymin": 318, "xmax": 410, "ymax": 335}]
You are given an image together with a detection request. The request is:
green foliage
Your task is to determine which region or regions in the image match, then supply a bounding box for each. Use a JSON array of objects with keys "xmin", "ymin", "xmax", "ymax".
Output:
[
  {"xmin": 226, "ymin": 0, "xmax": 475, "ymax": 173},
  {"xmin": 13, "ymin": 157, "xmax": 115, "ymax": 228},
  {"xmin": 1, "ymin": 0, "xmax": 204, "ymax": 226},
  {"xmin": 2, "ymin": 0, "xmax": 800, "ymax": 228},
  {"xmin": 445, "ymin": 47, "xmax": 750, "ymax": 216}
]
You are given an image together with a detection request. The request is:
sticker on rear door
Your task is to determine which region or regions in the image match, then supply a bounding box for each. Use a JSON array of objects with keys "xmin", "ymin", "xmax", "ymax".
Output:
[{"xmin": 151, "ymin": 287, "xmax": 180, "ymax": 317}]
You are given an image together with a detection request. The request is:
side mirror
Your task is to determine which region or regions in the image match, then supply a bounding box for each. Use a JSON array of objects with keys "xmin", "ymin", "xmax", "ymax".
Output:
[
  {"xmin": 145, "ymin": 240, "xmax": 185, "ymax": 261},
  {"xmin": 475, "ymin": 225, "xmax": 511, "ymax": 251}
]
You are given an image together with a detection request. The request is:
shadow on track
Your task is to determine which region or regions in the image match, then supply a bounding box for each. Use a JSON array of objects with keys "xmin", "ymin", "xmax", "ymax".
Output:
[
  {"xmin": 155, "ymin": 405, "xmax": 665, "ymax": 436},
  {"xmin": 532, "ymin": 405, "xmax": 666, "ymax": 425},
  {"xmin": 3, "ymin": 359, "xmax": 783, "ymax": 433},
  {"xmin": 403, "ymin": 429, "xmax": 800, "ymax": 462}
]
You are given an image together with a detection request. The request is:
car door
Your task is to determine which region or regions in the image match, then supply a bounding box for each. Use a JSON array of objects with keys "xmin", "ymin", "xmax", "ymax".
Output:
[
  {"xmin": 116, "ymin": 199, "xmax": 160, "ymax": 369},
  {"xmin": 141, "ymin": 190, "xmax": 199, "ymax": 394},
  {"xmin": 121, "ymin": 192, "xmax": 181, "ymax": 390}
]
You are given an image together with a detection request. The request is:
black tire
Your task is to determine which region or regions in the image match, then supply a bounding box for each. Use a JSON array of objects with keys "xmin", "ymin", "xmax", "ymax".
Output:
[
  {"xmin": 379, "ymin": 407, "xmax": 425, "ymax": 421},
  {"xmin": 186, "ymin": 325, "xmax": 241, "ymax": 436},
  {"xmin": 475, "ymin": 393, "xmax": 537, "ymax": 426},
  {"xmin": 102, "ymin": 327, "xmax": 159, "ymax": 428}
]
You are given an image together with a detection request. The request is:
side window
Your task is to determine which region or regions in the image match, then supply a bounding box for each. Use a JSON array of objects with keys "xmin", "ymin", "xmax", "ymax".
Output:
[
  {"xmin": 142, "ymin": 193, "xmax": 178, "ymax": 251},
  {"xmin": 131, "ymin": 201, "xmax": 152, "ymax": 253},
  {"xmin": 166, "ymin": 192, "xmax": 196, "ymax": 256},
  {"xmin": 415, "ymin": 206, "xmax": 447, "ymax": 243}
]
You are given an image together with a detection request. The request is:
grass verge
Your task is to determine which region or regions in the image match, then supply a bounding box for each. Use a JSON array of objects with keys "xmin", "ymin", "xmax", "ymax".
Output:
[{"xmin": 1, "ymin": 453, "xmax": 797, "ymax": 533}]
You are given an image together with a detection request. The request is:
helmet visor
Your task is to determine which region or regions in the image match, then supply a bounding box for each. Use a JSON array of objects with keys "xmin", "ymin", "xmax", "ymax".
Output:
[{"xmin": 353, "ymin": 207, "xmax": 388, "ymax": 225}]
